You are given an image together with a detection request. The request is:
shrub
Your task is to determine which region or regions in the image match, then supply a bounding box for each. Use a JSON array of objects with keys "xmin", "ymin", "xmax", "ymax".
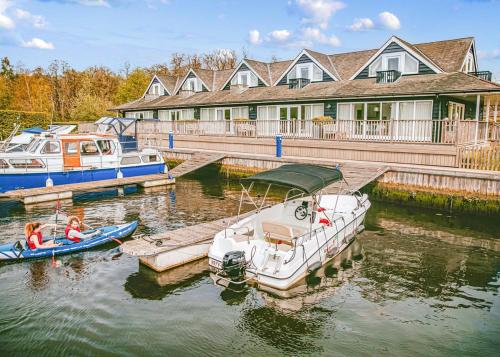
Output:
[
  {"xmin": 0, "ymin": 110, "xmax": 51, "ymax": 139},
  {"xmin": 312, "ymin": 115, "xmax": 334, "ymax": 124}
]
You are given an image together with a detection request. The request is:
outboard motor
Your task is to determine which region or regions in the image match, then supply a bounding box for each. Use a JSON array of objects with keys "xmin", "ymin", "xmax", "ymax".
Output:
[{"xmin": 222, "ymin": 251, "xmax": 246, "ymax": 278}]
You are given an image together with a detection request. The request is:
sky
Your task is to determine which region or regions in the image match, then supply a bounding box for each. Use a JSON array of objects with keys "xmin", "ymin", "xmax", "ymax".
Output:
[{"xmin": 0, "ymin": 0, "xmax": 499, "ymax": 80}]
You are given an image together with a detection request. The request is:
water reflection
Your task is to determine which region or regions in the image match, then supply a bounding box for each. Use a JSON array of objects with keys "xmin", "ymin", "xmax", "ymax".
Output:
[
  {"xmin": 26, "ymin": 260, "xmax": 51, "ymax": 292},
  {"xmin": 124, "ymin": 259, "xmax": 209, "ymax": 300}
]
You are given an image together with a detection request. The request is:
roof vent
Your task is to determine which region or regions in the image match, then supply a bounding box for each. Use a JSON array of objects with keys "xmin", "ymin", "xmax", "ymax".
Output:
[
  {"xmin": 288, "ymin": 78, "xmax": 310, "ymax": 89},
  {"xmin": 376, "ymin": 70, "xmax": 401, "ymax": 84}
]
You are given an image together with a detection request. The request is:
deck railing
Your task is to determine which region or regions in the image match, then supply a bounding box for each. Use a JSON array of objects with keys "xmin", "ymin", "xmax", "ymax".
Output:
[
  {"xmin": 131, "ymin": 119, "xmax": 493, "ymax": 145},
  {"xmin": 376, "ymin": 70, "xmax": 401, "ymax": 83},
  {"xmin": 78, "ymin": 119, "xmax": 496, "ymax": 147},
  {"xmin": 458, "ymin": 144, "xmax": 500, "ymax": 170},
  {"xmin": 468, "ymin": 71, "xmax": 493, "ymax": 82}
]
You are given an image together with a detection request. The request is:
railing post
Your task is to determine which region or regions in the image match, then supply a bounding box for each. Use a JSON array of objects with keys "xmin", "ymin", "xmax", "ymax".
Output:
[
  {"xmin": 168, "ymin": 130, "xmax": 174, "ymax": 150},
  {"xmin": 275, "ymin": 134, "xmax": 282, "ymax": 158}
]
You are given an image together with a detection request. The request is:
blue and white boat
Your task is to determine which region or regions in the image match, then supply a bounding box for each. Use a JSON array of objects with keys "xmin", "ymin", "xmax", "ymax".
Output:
[
  {"xmin": 0, "ymin": 221, "xmax": 138, "ymax": 261},
  {"xmin": 0, "ymin": 118, "xmax": 167, "ymax": 193}
]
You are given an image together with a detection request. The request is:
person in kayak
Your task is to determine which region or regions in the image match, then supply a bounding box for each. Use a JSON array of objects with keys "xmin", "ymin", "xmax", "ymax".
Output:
[
  {"xmin": 25, "ymin": 222, "xmax": 61, "ymax": 250},
  {"xmin": 65, "ymin": 216, "xmax": 101, "ymax": 243}
]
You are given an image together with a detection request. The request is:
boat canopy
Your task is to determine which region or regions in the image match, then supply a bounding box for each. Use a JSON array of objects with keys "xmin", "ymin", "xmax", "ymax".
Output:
[{"xmin": 241, "ymin": 164, "xmax": 343, "ymax": 194}]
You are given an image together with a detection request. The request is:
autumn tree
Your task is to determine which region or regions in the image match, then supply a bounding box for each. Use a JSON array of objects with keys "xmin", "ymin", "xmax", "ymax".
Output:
[
  {"xmin": 114, "ymin": 67, "xmax": 150, "ymax": 104},
  {"xmin": 202, "ymin": 49, "xmax": 237, "ymax": 70},
  {"xmin": 10, "ymin": 67, "xmax": 52, "ymax": 113},
  {"xmin": 0, "ymin": 57, "xmax": 15, "ymax": 109}
]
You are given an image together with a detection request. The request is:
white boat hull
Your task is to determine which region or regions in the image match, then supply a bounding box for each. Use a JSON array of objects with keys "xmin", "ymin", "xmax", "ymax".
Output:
[{"xmin": 208, "ymin": 193, "xmax": 370, "ymax": 290}]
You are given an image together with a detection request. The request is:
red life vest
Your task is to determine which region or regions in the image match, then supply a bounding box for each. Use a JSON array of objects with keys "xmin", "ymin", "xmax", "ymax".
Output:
[
  {"xmin": 65, "ymin": 225, "xmax": 81, "ymax": 243},
  {"xmin": 26, "ymin": 231, "xmax": 43, "ymax": 250}
]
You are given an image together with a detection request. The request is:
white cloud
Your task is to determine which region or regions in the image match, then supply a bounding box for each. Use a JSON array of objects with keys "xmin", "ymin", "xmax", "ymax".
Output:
[
  {"xmin": 478, "ymin": 49, "xmax": 500, "ymax": 59},
  {"xmin": 0, "ymin": 12, "xmax": 14, "ymax": 29},
  {"xmin": 295, "ymin": 0, "xmax": 346, "ymax": 29},
  {"xmin": 349, "ymin": 17, "xmax": 374, "ymax": 32},
  {"xmin": 14, "ymin": 9, "xmax": 47, "ymax": 29},
  {"xmin": 379, "ymin": 11, "xmax": 400, "ymax": 30},
  {"xmin": 302, "ymin": 27, "xmax": 340, "ymax": 47},
  {"xmin": 268, "ymin": 29, "xmax": 291, "ymax": 42},
  {"xmin": 0, "ymin": 0, "xmax": 14, "ymax": 29},
  {"xmin": 78, "ymin": 0, "xmax": 110, "ymax": 7},
  {"xmin": 21, "ymin": 37, "xmax": 54, "ymax": 50},
  {"xmin": 248, "ymin": 29, "xmax": 261, "ymax": 45}
]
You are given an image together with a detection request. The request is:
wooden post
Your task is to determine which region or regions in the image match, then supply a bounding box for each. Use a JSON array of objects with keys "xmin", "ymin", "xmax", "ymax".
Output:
[
  {"xmin": 485, "ymin": 96, "xmax": 490, "ymax": 142},
  {"xmin": 494, "ymin": 98, "xmax": 498, "ymax": 123},
  {"xmin": 474, "ymin": 94, "xmax": 480, "ymax": 145}
]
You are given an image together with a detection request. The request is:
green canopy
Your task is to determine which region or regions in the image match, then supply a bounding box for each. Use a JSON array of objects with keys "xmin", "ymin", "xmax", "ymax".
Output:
[{"xmin": 240, "ymin": 164, "xmax": 343, "ymax": 194}]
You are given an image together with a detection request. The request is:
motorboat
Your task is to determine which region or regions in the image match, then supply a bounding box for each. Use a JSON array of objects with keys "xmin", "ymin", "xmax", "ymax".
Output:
[
  {"xmin": 208, "ymin": 164, "xmax": 371, "ymax": 291},
  {"xmin": 0, "ymin": 118, "xmax": 167, "ymax": 193}
]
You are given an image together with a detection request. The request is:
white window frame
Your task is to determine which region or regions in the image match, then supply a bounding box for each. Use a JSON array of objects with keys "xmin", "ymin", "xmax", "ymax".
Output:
[
  {"xmin": 151, "ymin": 83, "xmax": 161, "ymax": 95},
  {"xmin": 287, "ymin": 63, "xmax": 323, "ymax": 83},
  {"xmin": 368, "ymin": 52, "xmax": 419, "ymax": 77}
]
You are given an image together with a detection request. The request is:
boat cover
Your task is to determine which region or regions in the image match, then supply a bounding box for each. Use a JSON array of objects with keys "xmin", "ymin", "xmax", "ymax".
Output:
[{"xmin": 241, "ymin": 164, "xmax": 343, "ymax": 194}]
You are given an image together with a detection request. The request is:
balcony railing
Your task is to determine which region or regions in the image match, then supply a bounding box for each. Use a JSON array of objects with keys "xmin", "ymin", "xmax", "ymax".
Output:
[
  {"xmin": 468, "ymin": 71, "xmax": 493, "ymax": 82},
  {"xmin": 127, "ymin": 119, "xmax": 494, "ymax": 146},
  {"xmin": 376, "ymin": 70, "xmax": 401, "ymax": 83},
  {"xmin": 288, "ymin": 78, "xmax": 310, "ymax": 89}
]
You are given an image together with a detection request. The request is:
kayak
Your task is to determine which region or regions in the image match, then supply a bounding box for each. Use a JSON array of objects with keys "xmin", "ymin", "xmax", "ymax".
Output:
[{"xmin": 0, "ymin": 221, "xmax": 138, "ymax": 261}]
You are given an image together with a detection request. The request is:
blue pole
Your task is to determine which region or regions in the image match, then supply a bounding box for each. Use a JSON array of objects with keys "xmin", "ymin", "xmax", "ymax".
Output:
[
  {"xmin": 168, "ymin": 131, "xmax": 174, "ymax": 149},
  {"xmin": 275, "ymin": 134, "xmax": 282, "ymax": 158}
]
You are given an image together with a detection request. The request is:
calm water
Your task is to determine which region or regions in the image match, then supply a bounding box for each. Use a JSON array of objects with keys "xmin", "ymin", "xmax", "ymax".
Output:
[{"xmin": 0, "ymin": 165, "xmax": 499, "ymax": 356}]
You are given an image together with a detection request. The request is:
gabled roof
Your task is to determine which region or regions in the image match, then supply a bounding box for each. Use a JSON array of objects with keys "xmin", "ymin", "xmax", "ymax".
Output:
[
  {"xmin": 268, "ymin": 60, "xmax": 293, "ymax": 84},
  {"xmin": 156, "ymin": 74, "xmax": 180, "ymax": 95},
  {"xmin": 220, "ymin": 59, "xmax": 271, "ymax": 89},
  {"xmin": 175, "ymin": 68, "xmax": 212, "ymax": 94},
  {"xmin": 142, "ymin": 74, "xmax": 172, "ymax": 97},
  {"xmin": 414, "ymin": 37, "xmax": 474, "ymax": 73},
  {"xmin": 305, "ymin": 49, "xmax": 341, "ymax": 80},
  {"xmin": 112, "ymin": 72, "xmax": 500, "ymax": 112},
  {"xmin": 329, "ymin": 49, "xmax": 378, "ymax": 80},
  {"xmin": 273, "ymin": 49, "xmax": 340, "ymax": 85},
  {"xmin": 349, "ymin": 36, "xmax": 444, "ymax": 79}
]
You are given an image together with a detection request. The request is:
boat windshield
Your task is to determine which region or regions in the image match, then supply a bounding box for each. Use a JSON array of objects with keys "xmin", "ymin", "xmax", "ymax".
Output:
[{"xmin": 28, "ymin": 139, "xmax": 42, "ymax": 153}]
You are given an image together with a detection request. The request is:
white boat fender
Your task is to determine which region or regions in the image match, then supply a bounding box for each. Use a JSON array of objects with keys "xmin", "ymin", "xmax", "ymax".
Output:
[
  {"xmin": 45, "ymin": 177, "xmax": 54, "ymax": 187},
  {"xmin": 117, "ymin": 170, "xmax": 123, "ymax": 179}
]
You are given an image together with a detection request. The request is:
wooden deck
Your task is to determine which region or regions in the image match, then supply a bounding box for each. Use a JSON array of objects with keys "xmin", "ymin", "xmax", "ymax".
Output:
[
  {"xmin": 2, "ymin": 151, "xmax": 225, "ymax": 204},
  {"xmin": 325, "ymin": 162, "xmax": 390, "ymax": 194}
]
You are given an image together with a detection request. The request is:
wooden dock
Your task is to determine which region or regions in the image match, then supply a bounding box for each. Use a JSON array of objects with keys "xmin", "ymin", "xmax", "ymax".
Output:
[
  {"xmin": 325, "ymin": 162, "xmax": 390, "ymax": 194},
  {"xmin": 121, "ymin": 212, "xmax": 251, "ymax": 272},
  {"xmin": 2, "ymin": 152, "xmax": 225, "ymax": 205}
]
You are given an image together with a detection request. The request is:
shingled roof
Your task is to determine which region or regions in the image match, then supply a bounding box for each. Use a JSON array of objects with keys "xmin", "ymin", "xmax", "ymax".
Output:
[
  {"xmin": 120, "ymin": 36, "xmax": 495, "ymax": 112},
  {"xmin": 113, "ymin": 72, "xmax": 500, "ymax": 111}
]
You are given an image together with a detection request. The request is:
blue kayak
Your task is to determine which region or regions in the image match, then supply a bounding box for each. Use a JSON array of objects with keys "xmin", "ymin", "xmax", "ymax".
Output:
[{"xmin": 0, "ymin": 221, "xmax": 138, "ymax": 261}]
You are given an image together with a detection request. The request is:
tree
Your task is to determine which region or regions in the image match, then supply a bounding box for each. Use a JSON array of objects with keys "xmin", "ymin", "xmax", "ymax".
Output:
[
  {"xmin": 69, "ymin": 75, "xmax": 114, "ymax": 121},
  {"xmin": 0, "ymin": 57, "xmax": 15, "ymax": 109},
  {"xmin": 202, "ymin": 49, "xmax": 237, "ymax": 70},
  {"xmin": 10, "ymin": 67, "xmax": 52, "ymax": 113},
  {"xmin": 114, "ymin": 67, "xmax": 150, "ymax": 104}
]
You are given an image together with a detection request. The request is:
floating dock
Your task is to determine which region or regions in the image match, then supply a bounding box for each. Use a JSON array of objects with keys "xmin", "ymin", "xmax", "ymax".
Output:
[{"xmin": 121, "ymin": 214, "xmax": 248, "ymax": 272}]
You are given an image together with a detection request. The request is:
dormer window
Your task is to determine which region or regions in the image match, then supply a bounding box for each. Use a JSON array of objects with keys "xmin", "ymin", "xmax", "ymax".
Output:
[
  {"xmin": 287, "ymin": 62, "xmax": 323, "ymax": 83},
  {"xmin": 231, "ymin": 70, "xmax": 257, "ymax": 87},
  {"xmin": 151, "ymin": 84, "xmax": 161, "ymax": 95},
  {"xmin": 463, "ymin": 52, "xmax": 476, "ymax": 73},
  {"xmin": 368, "ymin": 52, "xmax": 419, "ymax": 77},
  {"xmin": 182, "ymin": 77, "xmax": 201, "ymax": 92}
]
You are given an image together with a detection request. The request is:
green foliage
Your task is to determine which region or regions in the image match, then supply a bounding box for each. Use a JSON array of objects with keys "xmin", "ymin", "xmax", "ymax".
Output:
[
  {"xmin": 114, "ymin": 68, "xmax": 150, "ymax": 104},
  {"xmin": 0, "ymin": 110, "xmax": 50, "ymax": 140}
]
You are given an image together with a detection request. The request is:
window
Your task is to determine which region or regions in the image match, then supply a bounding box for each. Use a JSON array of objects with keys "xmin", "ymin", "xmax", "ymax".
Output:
[
  {"xmin": 368, "ymin": 52, "xmax": 420, "ymax": 77},
  {"xmin": 64, "ymin": 142, "xmax": 78, "ymax": 154},
  {"xmin": 404, "ymin": 53, "xmax": 418, "ymax": 74},
  {"xmin": 201, "ymin": 108, "xmax": 217, "ymax": 121},
  {"xmin": 125, "ymin": 111, "xmax": 153, "ymax": 119},
  {"xmin": 158, "ymin": 110, "xmax": 169, "ymax": 121},
  {"xmin": 353, "ymin": 103, "xmax": 365, "ymax": 121},
  {"xmin": 368, "ymin": 57, "xmax": 383, "ymax": 77},
  {"xmin": 181, "ymin": 109, "xmax": 195, "ymax": 120},
  {"xmin": 381, "ymin": 103, "xmax": 396, "ymax": 121},
  {"xmin": 257, "ymin": 106, "xmax": 278, "ymax": 120},
  {"xmin": 80, "ymin": 141, "xmax": 99, "ymax": 155},
  {"xmin": 463, "ymin": 53, "xmax": 475, "ymax": 73},
  {"xmin": 387, "ymin": 56, "xmax": 400, "ymax": 71},
  {"xmin": 367, "ymin": 103, "xmax": 381, "ymax": 121},
  {"xmin": 121, "ymin": 156, "xmax": 141, "ymax": 165},
  {"xmin": 231, "ymin": 107, "xmax": 249, "ymax": 119},
  {"xmin": 0, "ymin": 159, "xmax": 9, "ymax": 168},
  {"xmin": 287, "ymin": 62, "xmax": 323, "ymax": 83},
  {"xmin": 337, "ymin": 104, "xmax": 351, "ymax": 120},
  {"xmin": 182, "ymin": 77, "xmax": 200, "ymax": 92},
  {"xmin": 231, "ymin": 70, "xmax": 258, "ymax": 87},
  {"xmin": 10, "ymin": 159, "xmax": 45, "ymax": 169},
  {"xmin": 142, "ymin": 154, "xmax": 160, "ymax": 163},
  {"xmin": 41, "ymin": 141, "xmax": 60, "ymax": 154},
  {"xmin": 301, "ymin": 104, "xmax": 324, "ymax": 120},
  {"xmin": 150, "ymin": 83, "xmax": 161, "ymax": 95},
  {"xmin": 97, "ymin": 140, "xmax": 115, "ymax": 155}
]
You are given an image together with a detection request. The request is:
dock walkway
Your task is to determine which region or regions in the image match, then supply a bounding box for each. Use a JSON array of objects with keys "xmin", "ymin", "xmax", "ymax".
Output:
[{"xmin": 2, "ymin": 151, "xmax": 225, "ymax": 204}]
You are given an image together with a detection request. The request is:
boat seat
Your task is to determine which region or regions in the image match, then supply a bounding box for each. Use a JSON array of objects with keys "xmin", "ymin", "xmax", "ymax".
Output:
[{"xmin": 261, "ymin": 220, "xmax": 306, "ymax": 244}]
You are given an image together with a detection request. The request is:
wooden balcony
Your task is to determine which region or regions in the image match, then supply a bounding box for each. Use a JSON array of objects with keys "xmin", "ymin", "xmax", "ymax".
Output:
[
  {"xmin": 468, "ymin": 71, "xmax": 493, "ymax": 82},
  {"xmin": 376, "ymin": 70, "xmax": 401, "ymax": 83}
]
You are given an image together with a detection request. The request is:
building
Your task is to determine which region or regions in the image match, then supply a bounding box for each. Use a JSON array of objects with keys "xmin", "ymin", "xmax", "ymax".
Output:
[{"xmin": 112, "ymin": 36, "xmax": 500, "ymax": 145}]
